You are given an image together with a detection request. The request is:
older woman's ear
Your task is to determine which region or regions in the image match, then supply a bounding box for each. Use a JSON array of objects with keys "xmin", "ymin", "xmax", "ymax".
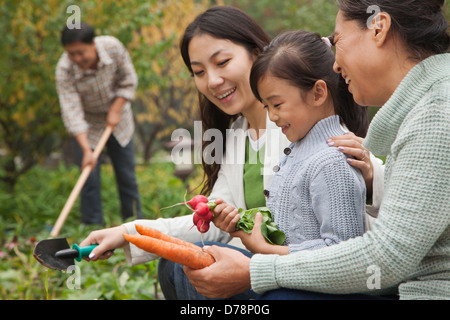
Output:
[{"xmin": 369, "ymin": 12, "xmax": 392, "ymax": 48}]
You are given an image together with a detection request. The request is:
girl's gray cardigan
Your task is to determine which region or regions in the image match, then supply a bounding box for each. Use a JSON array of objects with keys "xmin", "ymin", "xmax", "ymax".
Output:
[{"xmin": 265, "ymin": 115, "xmax": 366, "ymax": 253}]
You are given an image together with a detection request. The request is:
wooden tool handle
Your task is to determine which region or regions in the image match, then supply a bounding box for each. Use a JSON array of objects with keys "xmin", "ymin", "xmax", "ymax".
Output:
[{"xmin": 50, "ymin": 126, "xmax": 113, "ymax": 237}]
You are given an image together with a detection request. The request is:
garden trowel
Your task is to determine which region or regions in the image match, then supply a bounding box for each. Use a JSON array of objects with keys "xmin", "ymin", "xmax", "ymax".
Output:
[{"xmin": 33, "ymin": 238, "xmax": 97, "ymax": 271}]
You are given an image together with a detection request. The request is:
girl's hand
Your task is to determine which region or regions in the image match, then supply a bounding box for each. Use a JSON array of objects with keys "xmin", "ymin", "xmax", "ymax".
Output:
[
  {"xmin": 232, "ymin": 212, "xmax": 288, "ymax": 255},
  {"xmin": 79, "ymin": 225, "xmax": 127, "ymax": 261},
  {"xmin": 327, "ymin": 132, "xmax": 374, "ymax": 195},
  {"xmin": 211, "ymin": 198, "xmax": 240, "ymax": 234}
]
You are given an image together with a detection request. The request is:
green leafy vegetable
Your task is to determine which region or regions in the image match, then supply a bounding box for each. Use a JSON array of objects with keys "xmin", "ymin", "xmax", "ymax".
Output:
[
  {"xmin": 204, "ymin": 202, "xmax": 285, "ymax": 245},
  {"xmin": 236, "ymin": 207, "xmax": 286, "ymax": 245}
]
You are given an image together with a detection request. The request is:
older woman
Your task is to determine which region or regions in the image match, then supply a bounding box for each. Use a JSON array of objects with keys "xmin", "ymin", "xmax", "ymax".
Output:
[{"xmin": 184, "ymin": 0, "xmax": 450, "ymax": 300}]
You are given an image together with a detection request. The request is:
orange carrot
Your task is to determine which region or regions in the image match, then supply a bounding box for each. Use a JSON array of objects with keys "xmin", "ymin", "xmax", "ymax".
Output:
[
  {"xmin": 123, "ymin": 233, "xmax": 215, "ymax": 269},
  {"xmin": 134, "ymin": 224, "xmax": 200, "ymax": 251}
]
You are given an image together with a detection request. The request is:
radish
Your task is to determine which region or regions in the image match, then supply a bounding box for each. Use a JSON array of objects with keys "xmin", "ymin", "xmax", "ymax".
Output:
[
  {"xmin": 202, "ymin": 210, "xmax": 213, "ymax": 223},
  {"xmin": 192, "ymin": 209, "xmax": 213, "ymax": 233},
  {"xmin": 161, "ymin": 194, "xmax": 208, "ymax": 211},
  {"xmin": 197, "ymin": 219, "xmax": 210, "ymax": 233},
  {"xmin": 162, "ymin": 193, "xmax": 217, "ymax": 234},
  {"xmin": 193, "ymin": 213, "xmax": 200, "ymax": 226},
  {"xmin": 187, "ymin": 195, "xmax": 209, "ymax": 209},
  {"xmin": 194, "ymin": 202, "xmax": 210, "ymax": 217}
]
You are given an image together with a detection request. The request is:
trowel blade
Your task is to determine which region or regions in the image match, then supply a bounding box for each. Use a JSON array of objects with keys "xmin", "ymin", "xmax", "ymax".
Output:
[{"xmin": 33, "ymin": 238, "xmax": 75, "ymax": 271}]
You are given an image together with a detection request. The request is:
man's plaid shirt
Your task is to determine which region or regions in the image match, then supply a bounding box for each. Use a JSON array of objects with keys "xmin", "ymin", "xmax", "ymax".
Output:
[{"xmin": 56, "ymin": 36, "xmax": 138, "ymax": 149}]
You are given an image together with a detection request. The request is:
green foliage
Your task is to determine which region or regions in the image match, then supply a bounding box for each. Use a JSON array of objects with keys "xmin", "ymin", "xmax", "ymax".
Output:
[
  {"xmin": 0, "ymin": 0, "xmax": 162, "ymax": 192},
  {"xmin": 0, "ymin": 162, "xmax": 200, "ymax": 300},
  {"xmin": 0, "ymin": 0, "xmax": 68, "ymax": 191},
  {"xmin": 130, "ymin": 0, "xmax": 209, "ymax": 162},
  {"xmin": 225, "ymin": 0, "xmax": 338, "ymax": 37},
  {"xmin": 0, "ymin": 0, "xmax": 206, "ymax": 188},
  {"xmin": 236, "ymin": 207, "xmax": 286, "ymax": 245}
]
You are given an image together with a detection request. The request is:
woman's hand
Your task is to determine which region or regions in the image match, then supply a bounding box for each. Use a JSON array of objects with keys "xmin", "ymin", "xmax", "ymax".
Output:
[
  {"xmin": 183, "ymin": 245, "xmax": 252, "ymax": 299},
  {"xmin": 211, "ymin": 198, "xmax": 240, "ymax": 233},
  {"xmin": 327, "ymin": 132, "xmax": 373, "ymax": 195},
  {"xmin": 79, "ymin": 225, "xmax": 128, "ymax": 261}
]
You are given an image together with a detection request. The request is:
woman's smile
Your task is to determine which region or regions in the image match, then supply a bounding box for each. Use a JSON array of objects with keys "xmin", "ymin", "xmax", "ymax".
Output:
[{"xmin": 215, "ymin": 87, "xmax": 237, "ymax": 103}]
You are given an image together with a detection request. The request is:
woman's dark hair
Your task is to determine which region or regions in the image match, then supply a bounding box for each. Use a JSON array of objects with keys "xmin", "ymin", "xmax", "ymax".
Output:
[
  {"xmin": 180, "ymin": 6, "xmax": 271, "ymax": 195},
  {"xmin": 250, "ymin": 30, "xmax": 368, "ymax": 139},
  {"xmin": 61, "ymin": 22, "xmax": 95, "ymax": 46},
  {"xmin": 336, "ymin": 0, "xmax": 450, "ymax": 59}
]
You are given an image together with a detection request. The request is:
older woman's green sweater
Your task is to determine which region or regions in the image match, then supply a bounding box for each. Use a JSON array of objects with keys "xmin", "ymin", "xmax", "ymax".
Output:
[{"xmin": 250, "ymin": 53, "xmax": 450, "ymax": 300}]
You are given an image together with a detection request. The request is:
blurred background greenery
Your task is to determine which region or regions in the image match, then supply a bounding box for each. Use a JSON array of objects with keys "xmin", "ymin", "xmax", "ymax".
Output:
[
  {"xmin": 0, "ymin": 0, "xmax": 448, "ymax": 300},
  {"xmin": 0, "ymin": 0, "xmax": 345, "ymax": 193}
]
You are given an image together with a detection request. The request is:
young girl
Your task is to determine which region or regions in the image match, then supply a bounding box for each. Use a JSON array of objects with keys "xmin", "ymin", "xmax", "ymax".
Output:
[{"xmin": 234, "ymin": 30, "xmax": 368, "ymax": 255}]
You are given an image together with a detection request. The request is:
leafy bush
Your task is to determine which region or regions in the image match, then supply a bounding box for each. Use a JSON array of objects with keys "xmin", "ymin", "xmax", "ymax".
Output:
[{"xmin": 0, "ymin": 161, "xmax": 201, "ymax": 300}]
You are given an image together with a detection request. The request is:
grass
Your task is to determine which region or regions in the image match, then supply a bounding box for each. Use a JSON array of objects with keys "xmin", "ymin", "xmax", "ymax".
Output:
[{"xmin": 0, "ymin": 160, "xmax": 202, "ymax": 300}]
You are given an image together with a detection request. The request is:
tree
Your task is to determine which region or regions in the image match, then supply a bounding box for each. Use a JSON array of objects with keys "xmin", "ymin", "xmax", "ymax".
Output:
[
  {"xmin": 130, "ymin": 0, "xmax": 220, "ymax": 163},
  {"xmin": 0, "ymin": 0, "xmax": 159, "ymax": 192},
  {"xmin": 0, "ymin": 0, "xmax": 67, "ymax": 192},
  {"xmin": 225, "ymin": 0, "xmax": 337, "ymax": 38}
]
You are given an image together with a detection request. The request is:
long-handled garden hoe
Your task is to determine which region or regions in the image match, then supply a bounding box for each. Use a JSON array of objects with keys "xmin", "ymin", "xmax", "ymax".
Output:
[{"xmin": 49, "ymin": 125, "xmax": 113, "ymax": 238}]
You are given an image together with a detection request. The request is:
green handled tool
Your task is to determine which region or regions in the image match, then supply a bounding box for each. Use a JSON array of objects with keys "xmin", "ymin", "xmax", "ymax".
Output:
[
  {"xmin": 33, "ymin": 238, "xmax": 98, "ymax": 271},
  {"xmin": 54, "ymin": 243, "xmax": 98, "ymax": 262}
]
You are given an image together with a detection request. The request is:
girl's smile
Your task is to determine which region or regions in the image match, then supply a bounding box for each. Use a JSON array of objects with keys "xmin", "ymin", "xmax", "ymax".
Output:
[
  {"xmin": 258, "ymin": 75, "xmax": 334, "ymax": 142},
  {"xmin": 279, "ymin": 124, "xmax": 290, "ymax": 135}
]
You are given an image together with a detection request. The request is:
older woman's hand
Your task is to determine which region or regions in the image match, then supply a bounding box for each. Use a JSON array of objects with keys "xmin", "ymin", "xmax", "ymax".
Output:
[
  {"xmin": 183, "ymin": 245, "xmax": 252, "ymax": 299},
  {"xmin": 327, "ymin": 132, "xmax": 373, "ymax": 195}
]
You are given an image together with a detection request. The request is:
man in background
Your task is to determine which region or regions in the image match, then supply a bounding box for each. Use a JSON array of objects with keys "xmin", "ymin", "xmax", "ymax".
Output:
[{"xmin": 56, "ymin": 22, "xmax": 142, "ymax": 225}]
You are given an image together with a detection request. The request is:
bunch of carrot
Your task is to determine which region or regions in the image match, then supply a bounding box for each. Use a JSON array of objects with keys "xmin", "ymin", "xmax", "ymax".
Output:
[{"xmin": 123, "ymin": 224, "xmax": 215, "ymax": 269}]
